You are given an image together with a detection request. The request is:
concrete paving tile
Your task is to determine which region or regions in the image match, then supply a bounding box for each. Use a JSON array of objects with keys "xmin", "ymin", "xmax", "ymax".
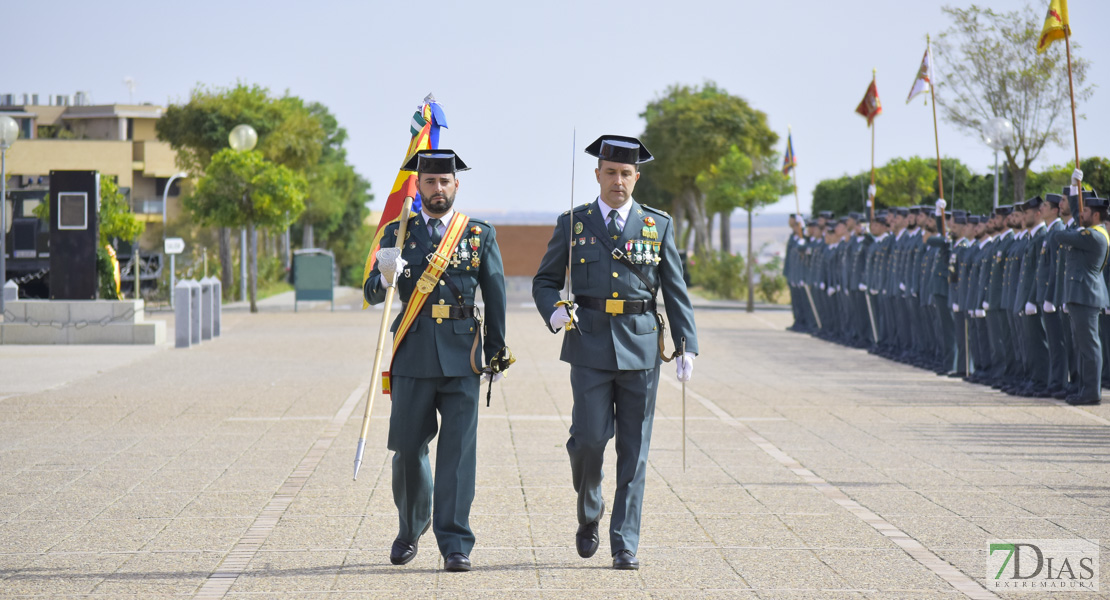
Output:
[
  {"xmin": 98, "ymin": 491, "xmax": 197, "ymax": 519},
  {"xmin": 0, "ymin": 468, "xmax": 86, "ymax": 494},
  {"xmin": 920, "ymin": 491, "xmax": 1035, "ymax": 518},
  {"xmin": 700, "ymin": 514, "xmax": 804, "ymax": 548},
  {"xmin": 880, "ymin": 515, "xmax": 991, "ymax": 550},
  {"xmin": 754, "ymin": 593, "xmax": 868, "ymax": 600},
  {"xmin": 333, "ymin": 549, "xmax": 442, "ymax": 590},
  {"xmin": 470, "ymin": 512, "xmax": 533, "ymax": 547},
  {"xmin": 17, "ymin": 490, "xmax": 120, "ymax": 521},
  {"xmin": 143, "ymin": 516, "xmax": 253, "ymax": 552},
  {"xmin": 777, "ymin": 514, "xmax": 894, "ymax": 549},
  {"xmin": 91, "ymin": 550, "xmax": 223, "ymax": 595},
  {"xmin": 3, "ymin": 551, "xmax": 131, "ymax": 595},
  {"xmin": 285, "ymin": 490, "xmax": 372, "ymax": 517},
  {"xmin": 263, "ymin": 515, "xmax": 361, "ymax": 550},
  {"xmin": 436, "ymin": 548, "xmax": 539, "ymax": 591},
  {"xmin": 637, "ymin": 547, "xmax": 749, "ymax": 589},
  {"xmin": 178, "ymin": 490, "xmax": 273, "ymax": 518},
  {"xmin": 132, "ymin": 468, "xmax": 225, "ymax": 493},
  {"xmin": 53, "ymin": 517, "xmax": 169, "ymax": 552},
  {"xmin": 842, "ymin": 489, "xmax": 954, "ymax": 518},
  {"xmin": 743, "ymin": 485, "xmax": 839, "ymax": 514},
  {"xmin": 230, "ymin": 549, "xmax": 347, "ymax": 593},
  {"xmin": 644, "ymin": 591, "xmax": 760, "ymax": 599},
  {"xmin": 349, "ymin": 514, "xmax": 405, "ymax": 551},
  {"xmin": 0, "ymin": 519, "xmax": 85, "ymax": 552},
  {"xmin": 813, "ymin": 549, "xmax": 954, "ymax": 591},
  {"xmin": 0, "ymin": 492, "xmax": 50, "ymax": 521},
  {"xmin": 724, "ymin": 548, "xmax": 851, "ymax": 590}
]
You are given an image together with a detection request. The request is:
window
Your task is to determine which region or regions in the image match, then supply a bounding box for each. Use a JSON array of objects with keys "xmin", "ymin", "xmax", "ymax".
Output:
[{"xmin": 57, "ymin": 192, "xmax": 88, "ymax": 230}]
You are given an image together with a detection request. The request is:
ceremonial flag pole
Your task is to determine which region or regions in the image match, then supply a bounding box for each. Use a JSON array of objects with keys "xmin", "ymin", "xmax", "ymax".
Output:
[
  {"xmin": 907, "ymin": 35, "xmax": 947, "ymax": 236},
  {"xmin": 783, "ymin": 126, "xmax": 799, "ymax": 216},
  {"xmin": 856, "ymin": 71, "xmax": 882, "ymax": 222},
  {"xmin": 1037, "ymin": 0, "xmax": 1082, "ymax": 210}
]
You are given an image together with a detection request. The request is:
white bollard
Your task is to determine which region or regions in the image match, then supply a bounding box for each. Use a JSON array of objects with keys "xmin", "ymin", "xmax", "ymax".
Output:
[
  {"xmin": 199, "ymin": 278, "xmax": 214, "ymax": 340},
  {"xmin": 186, "ymin": 279, "xmax": 201, "ymax": 345},
  {"xmin": 174, "ymin": 280, "xmax": 191, "ymax": 348},
  {"xmin": 211, "ymin": 277, "xmax": 222, "ymax": 337}
]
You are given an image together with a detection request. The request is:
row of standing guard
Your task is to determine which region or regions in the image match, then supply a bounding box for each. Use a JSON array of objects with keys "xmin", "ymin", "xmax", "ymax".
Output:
[{"xmin": 784, "ymin": 187, "xmax": 1108, "ymax": 406}]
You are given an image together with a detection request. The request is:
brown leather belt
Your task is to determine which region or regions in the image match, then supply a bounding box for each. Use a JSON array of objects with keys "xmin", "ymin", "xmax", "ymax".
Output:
[
  {"xmin": 576, "ymin": 296, "xmax": 656, "ymax": 316},
  {"xmin": 411, "ymin": 303, "xmax": 477, "ymax": 319}
]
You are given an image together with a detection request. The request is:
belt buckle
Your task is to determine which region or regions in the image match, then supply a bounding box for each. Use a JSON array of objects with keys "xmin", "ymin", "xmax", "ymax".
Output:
[
  {"xmin": 431, "ymin": 305, "xmax": 451, "ymax": 319},
  {"xmin": 605, "ymin": 299, "xmax": 625, "ymax": 315}
]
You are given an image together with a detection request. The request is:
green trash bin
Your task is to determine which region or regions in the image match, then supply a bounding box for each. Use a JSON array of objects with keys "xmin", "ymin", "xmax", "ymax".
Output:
[{"xmin": 292, "ymin": 249, "xmax": 335, "ymax": 312}]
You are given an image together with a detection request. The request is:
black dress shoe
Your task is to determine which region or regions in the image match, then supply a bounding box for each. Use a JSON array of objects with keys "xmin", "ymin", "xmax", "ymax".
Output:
[
  {"xmin": 612, "ymin": 549, "xmax": 639, "ymax": 570},
  {"xmin": 575, "ymin": 502, "xmax": 604, "ymax": 558},
  {"xmin": 1066, "ymin": 396, "xmax": 1101, "ymax": 406},
  {"xmin": 443, "ymin": 552, "xmax": 472, "ymax": 572},
  {"xmin": 390, "ymin": 521, "xmax": 431, "ymax": 565}
]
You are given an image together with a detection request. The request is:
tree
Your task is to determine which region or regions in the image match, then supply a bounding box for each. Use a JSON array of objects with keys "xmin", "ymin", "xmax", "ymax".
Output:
[
  {"xmin": 934, "ymin": 4, "xmax": 1093, "ymax": 204},
  {"xmin": 640, "ymin": 82, "xmax": 778, "ymax": 256},
  {"xmin": 186, "ymin": 148, "xmax": 306, "ymax": 312},
  {"xmin": 697, "ymin": 147, "xmax": 790, "ymax": 311},
  {"xmin": 157, "ymin": 83, "xmax": 326, "ymax": 298}
]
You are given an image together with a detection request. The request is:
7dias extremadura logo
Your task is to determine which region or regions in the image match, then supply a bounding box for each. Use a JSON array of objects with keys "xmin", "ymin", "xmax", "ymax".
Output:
[{"xmin": 987, "ymin": 539, "xmax": 1100, "ymax": 592}]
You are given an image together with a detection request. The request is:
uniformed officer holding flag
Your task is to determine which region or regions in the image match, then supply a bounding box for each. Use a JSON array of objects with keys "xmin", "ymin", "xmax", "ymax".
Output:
[
  {"xmin": 533, "ymin": 135, "xmax": 698, "ymax": 570},
  {"xmin": 365, "ymin": 149, "xmax": 509, "ymax": 572}
]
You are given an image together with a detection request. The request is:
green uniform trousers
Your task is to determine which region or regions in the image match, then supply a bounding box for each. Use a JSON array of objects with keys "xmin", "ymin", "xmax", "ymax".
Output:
[
  {"xmin": 567, "ymin": 364, "xmax": 661, "ymax": 556},
  {"xmin": 388, "ymin": 374, "xmax": 480, "ymax": 557},
  {"xmin": 1068, "ymin": 304, "xmax": 1102, "ymax": 403}
]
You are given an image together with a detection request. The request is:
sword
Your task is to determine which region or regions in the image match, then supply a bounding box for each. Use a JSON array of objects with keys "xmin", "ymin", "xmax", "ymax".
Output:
[
  {"xmin": 803, "ymin": 283, "xmax": 823, "ymax": 330},
  {"xmin": 864, "ymin": 290, "xmax": 879, "ymax": 344},
  {"xmin": 680, "ymin": 336, "xmax": 687, "ymax": 473},
  {"xmin": 555, "ymin": 129, "xmax": 577, "ymax": 331}
]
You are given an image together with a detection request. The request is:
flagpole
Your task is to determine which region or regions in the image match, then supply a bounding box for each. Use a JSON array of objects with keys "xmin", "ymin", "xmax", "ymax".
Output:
[
  {"xmin": 1064, "ymin": 24, "xmax": 1083, "ymax": 213},
  {"xmin": 789, "ymin": 125, "xmax": 800, "ymax": 216},
  {"xmin": 869, "ymin": 68, "xmax": 876, "ymax": 223},
  {"xmin": 927, "ymin": 35, "xmax": 946, "ymax": 237}
]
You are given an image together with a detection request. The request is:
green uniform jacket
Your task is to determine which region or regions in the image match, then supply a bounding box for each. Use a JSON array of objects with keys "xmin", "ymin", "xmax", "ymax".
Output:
[
  {"xmin": 532, "ymin": 199, "xmax": 698, "ymax": 371},
  {"xmin": 364, "ymin": 212, "xmax": 507, "ymax": 378},
  {"xmin": 1057, "ymin": 225, "xmax": 1110, "ymax": 309},
  {"xmin": 1036, "ymin": 220, "xmax": 1065, "ymax": 305}
]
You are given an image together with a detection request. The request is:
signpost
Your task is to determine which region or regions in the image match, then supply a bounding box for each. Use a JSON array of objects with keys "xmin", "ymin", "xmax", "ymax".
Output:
[{"xmin": 165, "ymin": 237, "xmax": 185, "ymax": 307}]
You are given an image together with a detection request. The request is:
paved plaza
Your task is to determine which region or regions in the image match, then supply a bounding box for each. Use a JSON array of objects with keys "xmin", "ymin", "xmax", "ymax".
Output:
[{"xmin": 1, "ymin": 283, "xmax": 1109, "ymax": 599}]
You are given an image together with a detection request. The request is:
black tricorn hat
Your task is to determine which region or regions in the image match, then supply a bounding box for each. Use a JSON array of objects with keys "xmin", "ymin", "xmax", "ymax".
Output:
[
  {"xmin": 995, "ymin": 205, "xmax": 1013, "ymax": 216},
  {"xmin": 585, "ymin": 135, "xmax": 654, "ymax": 165},
  {"xmin": 895, "ymin": 207, "xmax": 910, "ymax": 216},
  {"xmin": 1045, "ymin": 193, "xmax": 1063, "ymax": 206},
  {"xmin": 908, "ymin": 206, "xmax": 921, "ymax": 215},
  {"xmin": 1025, "ymin": 196, "xmax": 1044, "ymax": 210},
  {"xmin": 401, "ymin": 149, "xmax": 470, "ymax": 173},
  {"xmin": 818, "ymin": 211, "xmax": 834, "ymax": 219},
  {"xmin": 954, "ymin": 214, "xmax": 968, "ymax": 224},
  {"xmin": 967, "ymin": 215, "xmax": 981, "ymax": 224}
]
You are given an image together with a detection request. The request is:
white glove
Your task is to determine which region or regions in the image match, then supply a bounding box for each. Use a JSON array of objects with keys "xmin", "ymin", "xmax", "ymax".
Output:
[
  {"xmin": 1073, "ymin": 168, "xmax": 1084, "ymax": 185},
  {"xmin": 859, "ymin": 283, "xmax": 867, "ymax": 292},
  {"xmin": 819, "ymin": 282, "xmax": 826, "ymax": 290},
  {"xmin": 976, "ymin": 309, "xmax": 986, "ymax": 318},
  {"xmin": 899, "ymin": 283, "xmax": 906, "ymax": 292},
  {"xmin": 868, "ymin": 184, "xmax": 877, "ymax": 198},
  {"xmin": 935, "ymin": 198, "xmax": 946, "ymax": 216},
  {"xmin": 1062, "ymin": 303, "xmax": 1069, "ymax": 314},
  {"xmin": 827, "ymin": 287, "xmax": 836, "ymax": 296},
  {"xmin": 982, "ymin": 301, "xmax": 989, "ymax": 310},
  {"xmin": 952, "ymin": 303, "xmax": 959, "ymax": 313},
  {"xmin": 481, "ymin": 371, "xmax": 504, "ymax": 384},
  {"xmin": 375, "ymin": 248, "xmax": 407, "ymax": 288},
  {"xmin": 1043, "ymin": 300, "xmax": 1057, "ymax": 313},
  {"xmin": 1104, "ymin": 308, "xmax": 1110, "ymax": 316},
  {"xmin": 548, "ymin": 303, "xmax": 578, "ymax": 331},
  {"xmin": 675, "ymin": 352, "xmax": 695, "ymax": 383},
  {"xmin": 1024, "ymin": 302, "xmax": 1037, "ymax": 316}
]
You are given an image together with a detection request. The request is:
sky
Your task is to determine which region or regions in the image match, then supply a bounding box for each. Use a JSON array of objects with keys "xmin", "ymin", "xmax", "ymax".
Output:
[{"xmin": 6, "ymin": 0, "xmax": 1108, "ymax": 218}]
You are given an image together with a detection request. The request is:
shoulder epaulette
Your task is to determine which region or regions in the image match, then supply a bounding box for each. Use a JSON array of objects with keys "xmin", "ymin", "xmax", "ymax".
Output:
[{"xmin": 641, "ymin": 204, "xmax": 670, "ymax": 218}]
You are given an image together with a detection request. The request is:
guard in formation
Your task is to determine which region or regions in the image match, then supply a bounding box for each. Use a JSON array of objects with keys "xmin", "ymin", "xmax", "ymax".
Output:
[
  {"xmin": 365, "ymin": 150, "xmax": 509, "ymax": 572},
  {"xmin": 533, "ymin": 134, "xmax": 699, "ymax": 570},
  {"xmin": 784, "ymin": 171, "xmax": 1104, "ymax": 406}
]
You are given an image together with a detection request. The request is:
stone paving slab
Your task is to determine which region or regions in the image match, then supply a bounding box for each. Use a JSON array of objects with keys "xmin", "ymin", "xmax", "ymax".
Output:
[{"xmin": 0, "ymin": 284, "xmax": 1108, "ymax": 598}]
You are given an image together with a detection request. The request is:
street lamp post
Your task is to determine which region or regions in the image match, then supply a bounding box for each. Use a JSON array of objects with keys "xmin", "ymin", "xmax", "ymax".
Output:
[
  {"xmin": 163, "ymin": 172, "xmax": 187, "ymax": 307},
  {"xmin": 1, "ymin": 115, "xmax": 20, "ymax": 316},
  {"xmin": 228, "ymin": 125, "xmax": 257, "ymax": 306},
  {"xmin": 981, "ymin": 117, "xmax": 1014, "ymax": 209}
]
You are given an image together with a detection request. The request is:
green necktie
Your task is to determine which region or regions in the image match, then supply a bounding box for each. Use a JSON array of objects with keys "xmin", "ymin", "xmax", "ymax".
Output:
[
  {"xmin": 607, "ymin": 210, "xmax": 621, "ymax": 240},
  {"xmin": 428, "ymin": 218, "xmax": 442, "ymax": 245}
]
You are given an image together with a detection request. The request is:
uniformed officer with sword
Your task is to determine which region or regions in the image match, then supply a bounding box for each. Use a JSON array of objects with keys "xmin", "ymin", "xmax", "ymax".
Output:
[{"xmin": 533, "ymin": 134, "xmax": 698, "ymax": 570}]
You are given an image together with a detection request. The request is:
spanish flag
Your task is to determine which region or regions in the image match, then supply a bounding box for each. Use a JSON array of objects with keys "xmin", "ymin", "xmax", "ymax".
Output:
[
  {"xmin": 361, "ymin": 96, "xmax": 447, "ymax": 308},
  {"xmin": 1036, "ymin": 0, "xmax": 1069, "ymax": 54}
]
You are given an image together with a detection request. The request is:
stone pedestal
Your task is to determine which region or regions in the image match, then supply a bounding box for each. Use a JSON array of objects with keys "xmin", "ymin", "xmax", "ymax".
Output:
[{"xmin": 0, "ymin": 299, "xmax": 165, "ymax": 345}]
